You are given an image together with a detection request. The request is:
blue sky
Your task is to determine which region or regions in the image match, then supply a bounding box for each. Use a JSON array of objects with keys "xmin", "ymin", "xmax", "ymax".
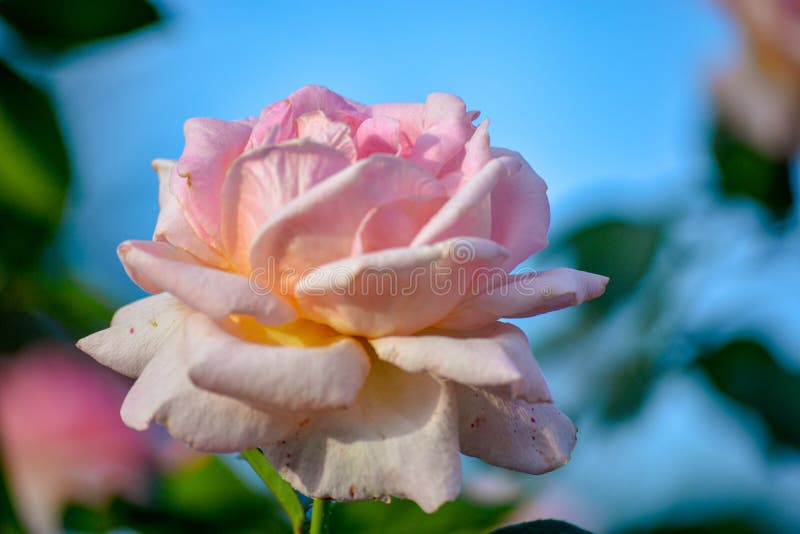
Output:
[{"xmin": 34, "ymin": 0, "xmax": 735, "ymax": 299}]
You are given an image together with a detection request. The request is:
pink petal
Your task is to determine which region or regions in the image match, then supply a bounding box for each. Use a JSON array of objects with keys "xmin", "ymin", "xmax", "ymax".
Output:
[
  {"xmin": 354, "ymin": 116, "xmax": 410, "ymax": 158},
  {"xmin": 184, "ymin": 313, "xmax": 370, "ymax": 411},
  {"xmin": 170, "ymin": 118, "xmax": 253, "ymax": 250},
  {"xmin": 351, "ymin": 195, "xmax": 447, "ymax": 255},
  {"xmin": 263, "ymin": 360, "xmax": 461, "ymax": 512},
  {"xmin": 294, "ymin": 238, "xmax": 509, "ymax": 337},
  {"xmin": 412, "ymin": 157, "xmax": 518, "ymax": 246},
  {"xmin": 152, "ymin": 159, "xmax": 230, "ymax": 269},
  {"xmin": 490, "ymin": 148, "xmax": 550, "ymax": 271},
  {"xmin": 249, "ymin": 154, "xmax": 445, "ymax": 290},
  {"xmin": 77, "ymin": 293, "xmax": 190, "ymax": 378},
  {"xmin": 457, "ymin": 386, "xmax": 577, "ymax": 474},
  {"xmin": 121, "ymin": 325, "xmax": 302, "ymax": 453},
  {"xmin": 247, "ymin": 86, "xmax": 367, "ymax": 148},
  {"xmin": 370, "ymin": 322, "xmax": 551, "ymax": 402},
  {"xmin": 296, "ymin": 111, "xmax": 357, "ymax": 161},
  {"xmin": 409, "ymin": 93, "xmax": 474, "ymax": 176},
  {"xmin": 437, "ymin": 268, "xmax": 609, "ymax": 330},
  {"xmin": 367, "ymin": 102, "xmax": 424, "ymax": 143},
  {"xmin": 220, "ymin": 140, "xmax": 350, "ymax": 271},
  {"xmin": 118, "ymin": 240, "xmax": 296, "ymax": 325}
]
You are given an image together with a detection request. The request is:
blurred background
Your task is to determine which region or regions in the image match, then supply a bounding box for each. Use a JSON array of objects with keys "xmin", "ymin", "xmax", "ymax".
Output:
[{"xmin": 1, "ymin": 1, "xmax": 798, "ymax": 532}]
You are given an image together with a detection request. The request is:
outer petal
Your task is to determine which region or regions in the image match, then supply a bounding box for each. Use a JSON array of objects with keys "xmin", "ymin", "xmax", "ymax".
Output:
[
  {"xmin": 263, "ymin": 360, "xmax": 461, "ymax": 513},
  {"xmin": 170, "ymin": 118, "xmax": 253, "ymax": 250},
  {"xmin": 152, "ymin": 159, "xmax": 228, "ymax": 269},
  {"xmin": 370, "ymin": 322, "xmax": 551, "ymax": 403},
  {"xmin": 294, "ymin": 238, "xmax": 509, "ymax": 337},
  {"xmin": 351, "ymin": 195, "xmax": 447, "ymax": 255},
  {"xmin": 436, "ymin": 268, "xmax": 609, "ymax": 330},
  {"xmin": 221, "ymin": 140, "xmax": 350, "ymax": 270},
  {"xmin": 183, "ymin": 313, "xmax": 370, "ymax": 411},
  {"xmin": 489, "ymin": 148, "xmax": 550, "ymax": 271},
  {"xmin": 121, "ymin": 324, "xmax": 302, "ymax": 453},
  {"xmin": 249, "ymin": 154, "xmax": 445, "ymax": 289},
  {"xmin": 457, "ymin": 386, "xmax": 577, "ymax": 474},
  {"xmin": 412, "ymin": 157, "xmax": 519, "ymax": 246},
  {"xmin": 77, "ymin": 293, "xmax": 189, "ymax": 378},
  {"xmin": 118, "ymin": 240, "xmax": 296, "ymax": 325}
]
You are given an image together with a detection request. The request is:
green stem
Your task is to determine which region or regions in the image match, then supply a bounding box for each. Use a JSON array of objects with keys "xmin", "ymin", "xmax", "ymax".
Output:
[
  {"xmin": 309, "ymin": 498, "xmax": 327, "ymax": 534},
  {"xmin": 241, "ymin": 449, "xmax": 305, "ymax": 533}
]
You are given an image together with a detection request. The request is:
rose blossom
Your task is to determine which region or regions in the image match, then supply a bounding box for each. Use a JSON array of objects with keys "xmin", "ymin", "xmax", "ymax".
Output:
[
  {"xmin": 0, "ymin": 344, "xmax": 153, "ymax": 533},
  {"xmin": 78, "ymin": 86, "xmax": 607, "ymax": 512},
  {"xmin": 715, "ymin": 0, "xmax": 800, "ymax": 155}
]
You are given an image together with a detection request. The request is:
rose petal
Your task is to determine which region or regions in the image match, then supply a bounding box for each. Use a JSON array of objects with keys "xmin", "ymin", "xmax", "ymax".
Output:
[
  {"xmin": 367, "ymin": 102, "xmax": 424, "ymax": 143},
  {"xmin": 412, "ymin": 157, "xmax": 518, "ymax": 246},
  {"xmin": 152, "ymin": 159, "xmax": 229, "ymax": 268},
  {"xmin": 351, "ymin": 195, "xmax": 447, "ymax": 255},
  {"xmin": 183, "ymin": 313, "xmax": 370, "ymax": 411},
  {"xmin": 170, "ymin": 118, "xmax": 253, "ymax": 250},
  {"xmin": 294, "ymin": 237, "xmax": 509, "ymax": 337},
  {"xmin": 296, "ymin": 111, "xmax": 357, "ymax": 161},
  {"xmin": 263, "ymin": 360, "xmax": 461, "ymax": 513},
  {"xmin": 221, "ymin": 140, "xmax": 350, "ymax": 270},
  {"xmin": 457, "ymin": 386, "xmax": 577, "ymax": 474},
  {"xmin": 249, "ymin": 154, "xmax": 445, "ymax": 289},
  {"xmin": 118, "ymin": 240, "xmax": 296, "ymax": 325},
  {"xmin": 409, "ymin": 93, "xmax": 474, "ymax": 176},
  {"xmin": 489, "ymin": 148, "xmax": 550, "ymax": 270},
  {"xmin": 77, "ymin": 293, "xmax": 189, "ymax": 378},
  {"xmin": 370, "ymin": 322, "xmax": 551, "ymax": 402},
  {"xmin": 354, "ymin": 116, "xmax": 410, "ymax": 158},
  {"xmin": 437, "ymin": 268, "xmax": 609, "ymax": 330},
  {"xmin": 121, "ymin": 324, "xmax": 302, "ymax": 452}
]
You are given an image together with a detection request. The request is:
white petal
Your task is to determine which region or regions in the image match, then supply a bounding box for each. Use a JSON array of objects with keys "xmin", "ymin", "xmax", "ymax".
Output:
[
  {"xmin": 370, "ymin": 322, "xmax": 551, "ymax": 403},
  {"xmin": 263, "ymin": 361, "xmax": 461, "ymax": 512},
  {"xmin": 121, "ymin": 320, "xmax": 302, "ymax": 453},
  {"xmin": 77, "ymin": 293, "xmax": 189, "ymax": 378},
  {"xmin": 457, "ymin": 385, "xmax": 576, "ymax": 474},
  {"xmin": 184, "ymin": 313, "xmax": 370, "ymax": 411}
]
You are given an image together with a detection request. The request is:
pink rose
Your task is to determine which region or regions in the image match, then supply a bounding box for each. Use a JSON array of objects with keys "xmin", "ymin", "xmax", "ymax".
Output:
[
  {"xmin": 715, "ymin": 0, "xmax": 800, "ymax": 155},
  {"xmin": 0, "ymin": 344, "xmax": 154, "ymax": 533},
  {"xmin": 78, "ymin": 86, "xmax": 607, "ymax": 512}
]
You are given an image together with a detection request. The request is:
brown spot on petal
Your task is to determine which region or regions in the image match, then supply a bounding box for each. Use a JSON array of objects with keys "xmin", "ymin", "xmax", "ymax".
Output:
[
  {"xmin": 530, "ymin": 417, "xmax": 536, "ymax": 423},
  {"xmin": 349, "ymin": 485, "xmax": 357, "ymax": 498},
  {"xmin": 129, "ymin": 327, "xmax": 135, "ymax": 334}
]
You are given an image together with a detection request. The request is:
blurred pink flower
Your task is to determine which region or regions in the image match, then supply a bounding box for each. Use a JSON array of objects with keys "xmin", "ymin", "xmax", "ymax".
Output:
[
  {"xmin": 715, "ymin": 0, "xmax": 800, "ymax": 155},
  {"xmin": 0, "ymin": 343, "xmax": 153, "ymax": 533},
  {"xmin": 79, "ymin": 86, "xmax": 607, "ymax": 512}
]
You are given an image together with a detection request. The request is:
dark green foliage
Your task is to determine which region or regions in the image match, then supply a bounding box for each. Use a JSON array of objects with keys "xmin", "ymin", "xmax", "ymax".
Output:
[
  {"xmin": 696, "ymin": 339, "xmax": 800, "ymax": 449},
  {"xmin": 712, "ymin": 123, "xmax": 794, "ymax": 220},
  {"xmin": 0, "ymin": 0, "xmax": 159, "ymax": 53},
  {"xmin": 491, "ymin": 518, "xmax": 593, "ymax": 534}
]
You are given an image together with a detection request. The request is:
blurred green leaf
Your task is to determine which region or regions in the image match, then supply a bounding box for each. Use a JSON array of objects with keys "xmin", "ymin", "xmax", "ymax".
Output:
[
  {"xmin": 491, "ymin": 519, "xmax": 592, "ymax": 534},
  {"xmin": 0, "ymin": 0, "xmax": 159, "ymax": 53},
  {"xmin": 696, "ymin": 339, "xmax": 800, "ymax": 449},
  {"xmin": 63, "ymin": 456, "xmax": 290, "ymax": 533},
  {"xmin": 0, "ymin": 442, "xmax": 24, "ymax": 534},
  {"xmin": 567, "ymin": 220, "xmax": 661, "ymax": 314},
  {"xmin": 0, "ymin": 61, "xmax": 69, "ymax": 276},
  {"xmin": 328, "ymin": 496, "xmax": 513, "ymax": 534},
  {"xmin": 712, "ymin": 122, "xmax": 794, "ymax": 220},
  {"xmin": 601, "ymin": 354, "xmax": 656, "ymax": 422}
]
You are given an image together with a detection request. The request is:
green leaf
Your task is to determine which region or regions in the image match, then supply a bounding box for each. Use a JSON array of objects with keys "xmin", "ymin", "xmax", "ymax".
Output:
[
  {"xmin": 712, "ymin": 122, "xmax": 794, "ymax": 220},
  {"xmin": 601, "ymin": 354, "xmax": 656, "ymax": 422},
  {"xmin": 328, "ymin": 496, "xmax": 514, "ymax": 534},
  {"xmin": 695, "ymin": 339, "xmax": 800, "ymax": 449},
  {"xmin": 241, "ymin": 449, "xmax": 305, "ymax": 534},
  {"xmin": 0, "ymin": 0, "xmax": 159, "ymax": 53},
  {"xmin": 0, "ymin": 441, "xmax": 24, "ymax": 534},
  {"xmin": 490, "ymin": 519, "xmax": 592, "ymax": 534},
  {"xmin": 0, "ymin": 61, "xmax": 69, "ymax": 276},
  {"xmin": 617, "ymin": 516, "xmax": 763, "ymax": 534},
  {"xmin": 567, "ymin": 220, "xmax": 661, "ymax": 314}
]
